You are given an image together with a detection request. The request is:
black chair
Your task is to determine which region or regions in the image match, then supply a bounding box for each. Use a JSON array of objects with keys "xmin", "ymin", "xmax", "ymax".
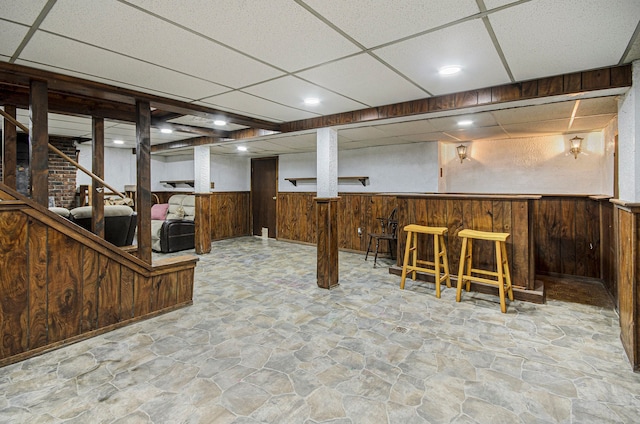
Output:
[{"xmin": 365, "ymin": 208, "xmax": 398, "ymax": 267}]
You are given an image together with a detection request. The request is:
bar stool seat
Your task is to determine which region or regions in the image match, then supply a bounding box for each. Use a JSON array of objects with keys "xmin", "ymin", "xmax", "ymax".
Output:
[
  {"xmin": 400, "ymin": 224, "xmax": 451, "ymax": 298},
  {"xmin": 456, "ymin": 229, "xmax": 514, "ymax": 313}
]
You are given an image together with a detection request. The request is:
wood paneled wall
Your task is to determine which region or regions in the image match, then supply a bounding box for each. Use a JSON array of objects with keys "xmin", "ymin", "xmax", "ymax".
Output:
[
  {"xmin": 210, "ymin": 192, "xmax": 250, "ymax": 240},
  {"xmin": 153, "ymin": 191, "xmax": 250, "ymax": 241},
  {"xmin": 396, "ymin": 195, "xmax": 535, "ymax": 290},
  {"xmin": 277, "ymin": 192, "xmax": 398, "ymax": 252},
  {"xmin": 614, "ymin": 204, "xmax": 640, "ymax": 371},
  {"xmin": 533, "ymin": 197, "xmax": 602, "ymax": 279},
  {"xmin": 0, "ymin": 186, "xmax": 197, "ymax": 366}
]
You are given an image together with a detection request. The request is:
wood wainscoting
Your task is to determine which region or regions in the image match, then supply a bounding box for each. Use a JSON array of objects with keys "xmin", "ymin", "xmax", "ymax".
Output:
[
  {"xmin": 0, "ymin": 184, "xmax": 198, "ymax": 366},
  {"xmin": 210, "ymin": 192, "xmax": 250, "ymax": 240},
  {"xmin": 277, "ymin": 192, "xmax": 398, "ymax": 251},
  {"xmin": 612, "ymin": 200, "xmax": 640, "ymax": 372}
]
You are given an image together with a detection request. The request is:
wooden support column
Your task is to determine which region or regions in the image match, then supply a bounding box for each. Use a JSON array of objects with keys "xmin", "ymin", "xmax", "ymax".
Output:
[
  {"xmin": 29, "ymin": 80, "xmax": 48, "ymax": 206},
  {"xmin": 316, "ymin": 127, "xmax": 339, "ymax": 289},
  {"xmin": 316, "ymin": 197, "xmax": 339, "ymax": 289},
  {"xmin": 136, "ymin": 100, "xmax": 152, "ymax": 264},
  {"xmin": 91, "ymin": 117, "xmax": 105, "ymax": 238},
  {"xmin": 194, "ymin": 145, "xmax": 211, "ymax": 254},
  {"xmin": 195, "ymin": 194, "xmax": 212, "ymax": 254},
  {"xmin": 2, "ymin": 105, "xmax": 17, "ymax": 188}
]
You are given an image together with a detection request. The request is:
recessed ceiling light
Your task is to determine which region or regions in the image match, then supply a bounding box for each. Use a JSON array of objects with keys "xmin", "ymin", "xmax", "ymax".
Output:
[
  {"xmin": 160, "ymin": 128, "xmax": 173, "ymax": 134},
  {"xmin": 113, "ymin": 139, "xmax": 124, "ymax": 145},
  {"xmin": 213, "ymin": 120, "xmax": 227, "ymax": 126},
  {"xmin": 458, "ymin": 120, "xmax": 473, "ymax": 126},
  {"xmin": 304, "ymin": 98, "xmax": 320, "ymax": 106},
  {"xmin": 439, "ymin": 65, "xmax": 462, "ymax": 76},
  {"xmin": 237, "ymin": 146, "xmax": 247, "ymax": 152}
]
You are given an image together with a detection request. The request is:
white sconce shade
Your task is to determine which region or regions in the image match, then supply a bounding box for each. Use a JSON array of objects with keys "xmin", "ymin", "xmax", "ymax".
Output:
[
  {"xmin": 456, "ymin": 144, "xmax": 467, "ymax": 163},
  {"xmin": 569, "ymin": 136, "xmax": 583, "ymax": 159}
]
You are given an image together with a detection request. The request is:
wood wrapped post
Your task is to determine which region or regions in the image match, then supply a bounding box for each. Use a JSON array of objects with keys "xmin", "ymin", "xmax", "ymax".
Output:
[
  {"xmin": 29, "ymin": 79, "xmax": 48, "ymax": 206},
  {"xmin": 316, "ymin": 197, "xmax": 339, "ymax": 289},
  {"xmin": 195, "ymin": 193, "xmax": 212, "ymax": 254},
  {"xmin": 91, "ymin": 117, "xmax": 105, "ymax": 238},
  {"xmin": 135, "ymin": 100, "xmax": 152, "ymax": 264},
  {"xmin": 2, "ymin": 105, "xmax": 17, "ymax": 188}
]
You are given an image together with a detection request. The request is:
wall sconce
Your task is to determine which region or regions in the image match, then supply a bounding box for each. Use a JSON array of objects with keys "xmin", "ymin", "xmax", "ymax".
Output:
[
  {"xmin": 456, "ymin": 144, "xmax": 467, "ymax": 163},
  {"xmin": 569, "ymin": 136, "xmax": 583, "ymax": 159}
]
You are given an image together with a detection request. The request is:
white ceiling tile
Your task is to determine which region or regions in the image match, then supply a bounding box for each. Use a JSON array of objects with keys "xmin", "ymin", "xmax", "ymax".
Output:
[
  {"xmin": 374, "ymin": 19, "xmax": 510, "ymax": 95},
  {"xmin": 570, "ymin": 115, "xmax": 616, "ymax": 132},
  {"xmin": 374, "ymin": 119, "xmax": 439, "ymax": 136},
  {"xmin": 167, "ymin": 115, "xmax": 247, "ymax": 132},
  {"xmin": 427, "ymin": 112, "xmax": 499, "ymax": 132},
  {"xmin": 502, "ymin": 119, "xmax": 572, "ymax": 137},
  {"xmin": 303, "ymin": 0, "xmax": 479, "ymax": 48},
  {"xmin": 0, "ymin": 21, "xmax": 29, "ymax": 57},
  {"xmin": 19, "ymin": 32, "xmax": 229, "ymax": 101},
  {"xmin": 127, "ymin": 0, "xmax": 360, "ymax": 71},
  {"xmin": 403, "ymin": 132, "xmax": 458, "ymax": 143},
  {"xmin": 442, "ymin": 126, "xmax": 509, "ymax": 141},
  {"xmin": 40, "ymin": 0, "xmax": 283, "ymax": 89},
  {"xmin": 491, "ymin": 102, "xmax": 576, "ymax": 125},
  {"xmin": 297, "ymin": 53, "xmax": 427, "ymax": 107},
  {"xmin": 0, "ymin": 1, "xmax": 49, "ymax": 25},
  {"xmin": 576, "ymin": 97, "xmax": 619, "ymax": 117},
  {"xmin": 488, "ymin": 0, "xmax": 640, "ymax": 80},
  {"xmin": 242, "ymin": 76, "xmax": 366, "ymax": 115},
  {"xmin": 199, "ymin": 91, "xmax": 318, "ymax": 123},
  {"xmin": 338, "ymin": 126, "xmax": 390, "ymax": 141}
]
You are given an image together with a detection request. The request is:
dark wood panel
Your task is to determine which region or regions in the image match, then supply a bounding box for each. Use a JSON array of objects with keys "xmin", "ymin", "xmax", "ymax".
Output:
[
  {"xmin": 98, "ymin": 257, "xmax": 121, "ymax": 327},
  {"xmin": 210, "ymin": 192, "xmax": 250, "ymax": 240},
  {"xmin": 177, "ymin": 268, "xmax": 194, "ymax": 304},
  {"xmin": 121, "ymin": 267, "xmax": 134, "ymax": 320},
  {"xmin": 27, "ymin": 219, "xmax": 48, "ymax": 349},
  {"xmin": 316, "ymin": 198, "xmax": 339, "ymax": 289},
  {"xmin": 582, "ymin": 68, "xmax": 610, "ymax": 90},
  {"xmin": 616, "ymin": 208, "xmax": 635, "ymax": 368},
  {"xmin": 47, "ymin": 229, "xmax": 81, "ymax": 343},
  {"xmin": 2, "ymin": 104, "xmax": 17, "ymax": 189},
  {"xmin": 251, "ymin": 157, "xmax": 277, "ymax": 238},
  {"xmin": 0, "ymin": 211, "xmax": 28, "ymax": 357},
  {"xmin": 511, "ymin": 201, "xmax": 530, "ymax": 288},
  {"xmin": 560, "ymin": 199, "xmax": 576, "ymax": 275},
  {"xmin": 134, "ymin": 275, "xmax": 153, "ymax": 317},
  {"xmin": 135, "ymin": 100, "xmax": 152, "ymax": 264},
  {"xmin": 91, "ymin": 117, "xmax": 105, "ymax": 238},
  {"xmin": 29, "ymin": 79, "xmax": 49, "ymax": 206},
  {"xmin": 154, "ymin": 273, "xmax": 177, "ymax": 311},
  {"xmin": 195, "ymin": 193, "xmax": 212, "ymax": 253},
  {"xmin": 81, "ymin": 247, "xmax": 99, "ymax": 332}
]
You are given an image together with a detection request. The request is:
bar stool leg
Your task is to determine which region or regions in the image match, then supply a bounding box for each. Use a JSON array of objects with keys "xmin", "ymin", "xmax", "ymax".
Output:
[
  {"xmin": 440, "ymin": 234, "xmax": 451, "ymax": 289},
  {"xmin": 456, "ymin": 237, "xmax": 468, "ymax": 302},
  {"xmin": 365, "ymin": 235, "xmax": 373, "ymax": 261},
  {"xmin": 410, "ymin": 232, "xmax": 418, "ymax": 280},
  {"xmin": 400, "ymin": 230, "xmax": 413, "ymax": 289},
  {"xmin": 495, "ymin": 240, "xmax": 506, "ymax": 313},
  {"xmin": 465, "ymin": 238, "xmax": 473, "ymax": 292},
  {"xmin": 501, "ymin": 242, "xmax": 514, "ymax": 301},
  {"xmin": 434, "ymin": 233, "xmax": 441, "ymax": 298}
]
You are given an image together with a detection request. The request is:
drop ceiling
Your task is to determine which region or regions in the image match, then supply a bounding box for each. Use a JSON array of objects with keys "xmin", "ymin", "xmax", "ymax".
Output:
[{"xmin": 1, "ymin": 0, "xmax": 638, "ymax": 156}]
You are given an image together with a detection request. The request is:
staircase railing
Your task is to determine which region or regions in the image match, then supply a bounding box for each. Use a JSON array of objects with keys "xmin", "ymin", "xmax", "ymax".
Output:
[{"xmin": 0, "ymin": 108, "xmax": 127, "ymax": 200}]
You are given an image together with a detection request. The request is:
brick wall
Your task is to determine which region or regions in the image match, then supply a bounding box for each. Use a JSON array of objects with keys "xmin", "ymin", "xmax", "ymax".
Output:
[{"xmin": 48, "ymin": 137, "xmax": 77, "ymax": 208}]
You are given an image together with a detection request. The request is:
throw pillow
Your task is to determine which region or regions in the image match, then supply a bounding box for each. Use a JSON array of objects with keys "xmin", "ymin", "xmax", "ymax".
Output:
[{"xmin": 151, "ymin": 203, "xmax": 170, "ymax": 220}]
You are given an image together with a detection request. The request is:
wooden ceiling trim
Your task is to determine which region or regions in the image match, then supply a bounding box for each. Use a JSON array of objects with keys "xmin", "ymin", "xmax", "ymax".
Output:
[
  {"xmin": 0, "ymin": 62, "xmax": 281, "ymax": 132},
  {"xmin": 150, "ymin": 136, "xmax": 216, "ymax": 153},
  {"xmin": 280, "ymin": 64, "xmax": 631, "ymax": 133}
]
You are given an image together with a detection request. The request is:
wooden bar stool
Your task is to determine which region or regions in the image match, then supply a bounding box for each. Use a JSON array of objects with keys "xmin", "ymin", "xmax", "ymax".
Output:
[
  {"xmin": 400, "ymin": 224, "xmax": 451, "ymax": 298},
  {"xmin": 456, "ymin": 229, "xmax": 514, "ymax": 313}
]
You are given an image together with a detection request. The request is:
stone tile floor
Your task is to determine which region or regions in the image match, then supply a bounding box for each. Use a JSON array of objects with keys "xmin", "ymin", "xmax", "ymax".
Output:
[{"xmin": 1, "ymin": 237, "xmax": 639, "ymax": 423}]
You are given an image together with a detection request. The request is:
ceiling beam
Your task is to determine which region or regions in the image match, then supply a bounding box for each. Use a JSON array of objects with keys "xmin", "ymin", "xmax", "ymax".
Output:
[
  {"xmin": 280, "ymin": 64, "xmax": 632, "ymax": 133},
  {"xmin": 150, "ymin": 136, "xmax": 217, "ymax": 153},
  {"xmin": 0, "ymin": 61, "xmax": 282, "ymax": 131}
]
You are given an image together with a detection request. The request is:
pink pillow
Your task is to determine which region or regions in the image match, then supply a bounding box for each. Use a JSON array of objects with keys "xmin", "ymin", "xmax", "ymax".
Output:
[{"xmin": 151, "ymin": 203, "xmax": 169, "ymax": 220}]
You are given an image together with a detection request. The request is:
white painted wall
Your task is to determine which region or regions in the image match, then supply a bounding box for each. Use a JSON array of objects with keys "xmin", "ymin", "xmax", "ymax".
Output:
[
  {"xmin": 440, "ymin": 132, "xmax": 609, "ymax": 195},
  {"xmin": 279, "ymin": 142, "xmax": 439, "ymax": 193},
  {"xmin": 77, "ymin": 147, "xmax": 251, "ymax": 193},
  {"xmin": 617, "ymin": 60, "xmax": 640, "ymax": 202},
  {"xmin": 76, "ymin": 144, "xmax": 136, "ymax": 192}
]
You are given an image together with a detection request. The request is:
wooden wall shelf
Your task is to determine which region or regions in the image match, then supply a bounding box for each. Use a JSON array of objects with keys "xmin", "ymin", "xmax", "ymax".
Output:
[
  {"xmin": 285, "ymin": 176, "xmax": 369, "ymax": 187},
  {"xmin": 160, "ymin": 180, "xmax": 195, "ymax": 188}
]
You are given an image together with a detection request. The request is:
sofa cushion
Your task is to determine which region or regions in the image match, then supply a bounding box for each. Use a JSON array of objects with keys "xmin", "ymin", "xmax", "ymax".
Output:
[
  {"xmin": 151, "ymin": 203, "xmax": 169, "ymax": 220},
  {"xmin": 49, "ymin": 207, "xmax": 71, "ymax": 218},
  {"xmin": 71, "ymin": 205, "xmax": 133, "ymax": 219},
  {"xmin": 166, "ymin": 194, "xmax": 195, "ymax": 221}
]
